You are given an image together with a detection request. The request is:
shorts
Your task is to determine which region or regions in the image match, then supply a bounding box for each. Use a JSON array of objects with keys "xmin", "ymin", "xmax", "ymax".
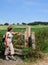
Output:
[{"xmin": 4, "ymin": 42, "xmax": 14, "ymax": 55}]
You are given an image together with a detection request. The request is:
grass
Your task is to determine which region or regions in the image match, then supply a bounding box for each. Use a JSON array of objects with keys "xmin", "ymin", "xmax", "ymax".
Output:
[
  {"xmin": 0, "ymin": 25, "xmax": 48, "ymax": 30},
  {"xmin": 0, "ymin": 25, "xmax": 48, "ymax": 53},
  {"xmin": 0, "ymin": 25, "xmax": 48, "ymax": 34},
  {"xmin": 0, "ymin": 25, "xmax": 48, "ymax": 65},
  {"xmin": 42, "ymin": 47, "xmax": 48, "ymax": 53},
  {"xmin": 0, "ymin": 25, "xmax": 48, "ymax": 64}
]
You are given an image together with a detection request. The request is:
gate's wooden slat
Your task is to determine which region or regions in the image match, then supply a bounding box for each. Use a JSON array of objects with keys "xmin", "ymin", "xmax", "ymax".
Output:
[
  {"xmin": 14, "ymin": 45, "xmax": 25, "ymax": 49},
  {"xmin": 14, "ymin": 48, "xmax": 22, "ymax": 52},
  {"xmin": 14, "ymin": 48, "xmax": 22, "ymax": 55},
  {"xmin": 14, "ymin": 52, "xmax": 22, "ymax": 55}
]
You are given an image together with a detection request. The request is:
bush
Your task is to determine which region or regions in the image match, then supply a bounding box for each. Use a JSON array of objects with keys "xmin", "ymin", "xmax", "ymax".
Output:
[
  {"xmin": 0, "ymin": 34, "xmax": 5, "ymax": 58},
  {"xmin": 35, "ymin": 29, "xmax": 48, "ymax": 52},
  {"xmin": 22, "ymin": 47, "xmax": 42, "ymax": 61},
  {"xmin": 0, "ymin": 28, "xmax": 48, "ymax": 59},
  {"xmin": 22, "ymin": 29, "xmax": 48, "ymax": 60}
]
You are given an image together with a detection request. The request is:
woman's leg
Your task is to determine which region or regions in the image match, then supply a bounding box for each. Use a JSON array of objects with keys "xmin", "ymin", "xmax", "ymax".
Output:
[
  {"xmin": 4, "ymin": 46, "xmax": 10, "ymax": 60},
  {"xmin": 9, "ymin": 43, "xmax": 14, "ymax": 55},
  {"xmin": 9, "ymin": 43, "xmax": 16, "ymax": 60}
]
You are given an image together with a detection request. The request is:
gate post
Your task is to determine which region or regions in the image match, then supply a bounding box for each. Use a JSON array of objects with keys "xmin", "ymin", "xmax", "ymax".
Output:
[
  {"xmin": 24, "ymin": 26, "xmax": 35, "ymax": 49},
  {"xmin": 31, "ymin": 32, "xmax": 36, "ymax": 49},
  {"xmin": 24, "ymin": 26, "xmax": 30, "ymax": 47}
]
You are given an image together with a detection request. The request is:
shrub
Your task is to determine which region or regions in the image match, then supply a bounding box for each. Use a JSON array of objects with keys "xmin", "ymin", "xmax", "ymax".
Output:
[
  {"xmin": 0, "ymin": 34, "xmax": 5, "ymax": 58},
  {"xmin": 22, "ymin": 47, "xmax": 42, "ymax": 61},
  {"xmin": 0, "ymin": 28, "xmax": 48, "ymax": 59},
  {"xmin": 35, "ymin": 29, "xmax": 48, "ymax": 52}
]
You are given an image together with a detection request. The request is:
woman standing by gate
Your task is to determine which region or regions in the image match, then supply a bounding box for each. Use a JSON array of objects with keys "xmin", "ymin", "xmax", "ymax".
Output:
[{"xmin": 4, "ymin": 25, "xmax": 21, "ymax": 61}]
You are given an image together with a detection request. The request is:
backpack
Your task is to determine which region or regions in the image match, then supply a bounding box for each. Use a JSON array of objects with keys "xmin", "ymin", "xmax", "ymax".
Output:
[{"xmin": 2, "ymin": 34, "xmax": 6, "ymax": 42}]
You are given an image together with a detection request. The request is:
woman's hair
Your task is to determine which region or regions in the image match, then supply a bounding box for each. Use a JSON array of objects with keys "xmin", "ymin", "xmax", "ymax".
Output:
[{"xmin": 7, "ymin": 25, "xmax": 12, "ymax": 31}]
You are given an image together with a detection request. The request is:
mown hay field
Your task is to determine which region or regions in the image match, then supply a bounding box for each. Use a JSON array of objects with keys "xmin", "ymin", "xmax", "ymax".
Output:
[
  {"xmin": 0, "ymin": 25, "xmax": 48, "ymax": 30},
  {"xmin": 0, "ymin": 25, "xmax": 48, "ymax": 34}
]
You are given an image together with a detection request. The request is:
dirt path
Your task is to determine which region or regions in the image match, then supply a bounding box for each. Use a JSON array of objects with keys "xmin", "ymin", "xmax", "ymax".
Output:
[
  {"xmin": 33, "ymin": 53, "xmax": 48, "ymax": 65},
  {"xmin": 0, "ymin": 54, "xmax": 48, "ymax": 65},
  {"xmin": 33, "ymin": 58, "xmax": 48, "ymax": 65},
  {"xmin": 0, "ymin": 58, "xmax": 23, "ymax": 65}
]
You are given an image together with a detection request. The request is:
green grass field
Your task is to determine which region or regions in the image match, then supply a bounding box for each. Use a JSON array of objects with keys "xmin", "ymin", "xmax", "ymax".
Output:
[
  {"xmin": 0, "ymin": 25, "xmax": 48, "ymax": 53},
  {"xmin": 0, "ymin": 25, "xmax": 48, "ymax": 30},
  {"xmin": 0, "ymin": 25, "xmax": 48, "ymax": 34},
  {"xmin": 0, "ymin": 25, "xmax": 48, "ymax": 62}
]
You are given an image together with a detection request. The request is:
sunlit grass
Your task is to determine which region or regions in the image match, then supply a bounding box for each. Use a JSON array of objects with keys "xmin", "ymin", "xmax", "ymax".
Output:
[{"xmin": 0, "ymin": 25, "xmax": 48, "ymax": 30}]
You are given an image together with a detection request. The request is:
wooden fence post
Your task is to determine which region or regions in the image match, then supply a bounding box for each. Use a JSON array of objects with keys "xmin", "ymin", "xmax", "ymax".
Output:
[
  {"xmin": 24, "ymin": 26, "xmax": 35, "ymax": 49},
  {"xmin": 31, "ymin": 32, "xmax": 36, "ymax": 49},
  {"xmin": 24, "ymin": 26, "xmax": 31, "ymax": 47}
]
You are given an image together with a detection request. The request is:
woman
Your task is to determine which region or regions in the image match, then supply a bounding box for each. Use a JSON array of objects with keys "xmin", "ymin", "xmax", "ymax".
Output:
[{"xmin": 4, "ymin": 25, "xmax": 21, "ymax": 61}]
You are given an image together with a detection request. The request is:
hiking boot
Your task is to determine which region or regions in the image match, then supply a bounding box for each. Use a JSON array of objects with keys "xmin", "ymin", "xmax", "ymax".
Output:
[
  {"xmin": 11, "ymin": 56, "xmax": 16, "ymax": 61},
  {"xmin": 5, "ymin": 56, "xmax": 9, "ymax": 61}
]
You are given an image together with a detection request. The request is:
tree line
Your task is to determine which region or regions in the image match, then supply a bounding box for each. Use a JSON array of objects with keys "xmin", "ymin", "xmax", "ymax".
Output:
[
  {"xmin": 27, "ymin": 21, "xmax": 48, "ymax": 25},
  {"xmin": 0, "ymin": 21, "xmax": 48, "ymax": 25}
]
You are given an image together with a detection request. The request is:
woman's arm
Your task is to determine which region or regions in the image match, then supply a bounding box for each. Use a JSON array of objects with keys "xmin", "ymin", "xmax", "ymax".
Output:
[
  {"xmin": 5, "ymin": 33, "xmax": 9, "ymax": 47},
  {"xmin": 11, "ymin": 32, "xmax": 22, "ymax": 35},
  {"xmin": 11, "ymin": 32, "xmax": 19, "ymax": 35}
]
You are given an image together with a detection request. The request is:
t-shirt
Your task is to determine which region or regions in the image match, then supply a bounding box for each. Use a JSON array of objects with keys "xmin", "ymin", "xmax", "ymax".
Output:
[{"xmin": 6, "ymin": 32, "xmax": 13, "ymax": 43}]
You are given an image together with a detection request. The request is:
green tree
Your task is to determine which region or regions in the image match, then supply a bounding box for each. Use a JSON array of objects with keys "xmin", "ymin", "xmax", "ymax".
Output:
[{"xmin": 4, "ymin": 23, "xmax": 9, "ymax": 25}]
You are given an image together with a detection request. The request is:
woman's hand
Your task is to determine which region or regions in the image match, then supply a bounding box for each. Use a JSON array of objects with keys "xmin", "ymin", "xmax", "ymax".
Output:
[
  {"xmin": 5, "ymin": 43, "xmax": 9, "ymax": 47},
  {"xmin": 18, "ymin": 32, "xmax": 23, "ymax": 35},
  {"xmin": 11, "ymin": 32, "xmax": 19, "ymax": 35},
  {"xmin": 12, "ymin": 32, "xmax": 23, "ymax": 35}
]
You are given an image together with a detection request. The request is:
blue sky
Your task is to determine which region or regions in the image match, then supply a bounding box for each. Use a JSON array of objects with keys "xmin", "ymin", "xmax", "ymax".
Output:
[{"xmin": 0, "ymin": 0, "xmax": 48, "ymax": 24}]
